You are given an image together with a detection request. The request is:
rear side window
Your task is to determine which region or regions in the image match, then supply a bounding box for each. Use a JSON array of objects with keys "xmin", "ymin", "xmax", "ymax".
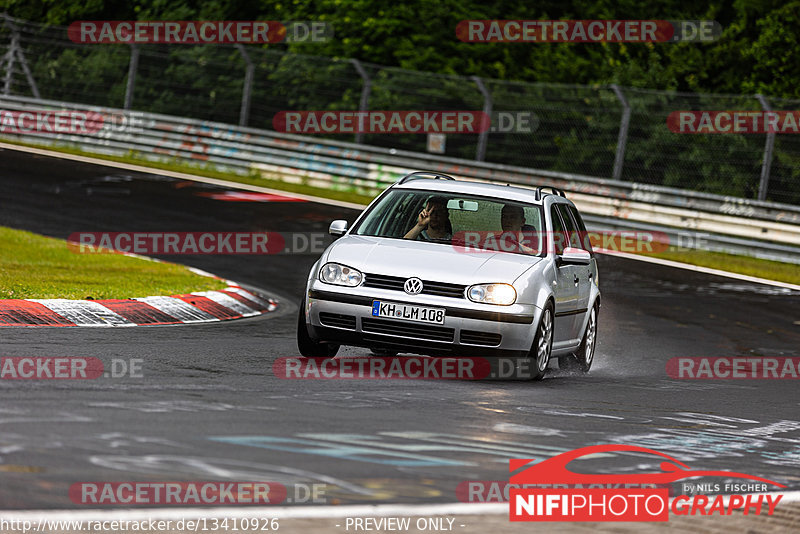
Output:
[
  {"xmin": 550, "ymin": 205, "xmax": 567, "ymax": 255},
  {"xmin": 567, "ymin": 205, "xmax": 593, "ymax": 253},
  {"xmin": 555, "ymin": 204, "xmax": 581, "ymax": 251}
]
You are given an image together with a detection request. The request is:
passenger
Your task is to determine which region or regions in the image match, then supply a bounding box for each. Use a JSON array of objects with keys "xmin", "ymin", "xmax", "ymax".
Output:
[
  {"xmin": 404, "ymin": 196, "xmax": 453, "ymax": 241},
  {"xmin": 499, "ymin": 204, "xmax": 537, "ymax": 254}
]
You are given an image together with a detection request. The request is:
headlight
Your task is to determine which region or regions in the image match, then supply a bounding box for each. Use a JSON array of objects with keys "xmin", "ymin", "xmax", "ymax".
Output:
[
  {"xmin": 467, "ymin": 283, "xmax": 516, "ymax": 305},
  {"xmin": 320, "ymin": 262, "xmax": 363, "ymax": 287}
]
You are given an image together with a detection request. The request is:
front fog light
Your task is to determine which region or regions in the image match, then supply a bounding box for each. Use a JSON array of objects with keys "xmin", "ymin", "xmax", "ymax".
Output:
[
  {"xmin": 467, "ymin": 283, "xmax": 516, "ymax": 305},
  {"xmin": 320, "ymin": 262, "xmax": 363, "ymax": 287}
]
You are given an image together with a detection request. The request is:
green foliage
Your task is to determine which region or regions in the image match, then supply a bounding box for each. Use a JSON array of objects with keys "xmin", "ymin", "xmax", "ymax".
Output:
[{"xmin": 4, "ymin": 0, "xmax": 800, "ymax": 202}]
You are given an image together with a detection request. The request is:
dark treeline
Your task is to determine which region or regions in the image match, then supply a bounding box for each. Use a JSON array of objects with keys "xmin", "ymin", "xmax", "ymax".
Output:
[{"xmin": 7, "ymin": 0, "xmax": 800, "ymax": 99}]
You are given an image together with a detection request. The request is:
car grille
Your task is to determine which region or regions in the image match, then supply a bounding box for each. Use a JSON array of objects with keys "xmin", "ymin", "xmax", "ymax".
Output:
[
  {"xmin": 318, "ymin": 312, "xmax": 357, "ymax": 330},
  {"xmin": 363, "ymin": 273, "xmax": 466, "ymax": 299},
  {"xmin": 459, "ymin": 330, "xmax": 503, "ymax": 347},
  {"xmin": 361, "ymin": 317, "xmax": 455, "ymax": 342}
]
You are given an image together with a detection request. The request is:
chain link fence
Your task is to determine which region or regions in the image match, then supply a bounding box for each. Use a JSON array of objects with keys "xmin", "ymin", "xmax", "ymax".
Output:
[{"xmin": 2, "ymin": 15, "xmax": 798, "ymax": 205}]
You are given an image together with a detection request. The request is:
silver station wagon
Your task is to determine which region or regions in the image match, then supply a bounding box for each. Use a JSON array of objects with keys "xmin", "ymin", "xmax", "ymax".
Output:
[{"xmin": 297, "ymin": 172, "xmax": 600, "ymax": 379}]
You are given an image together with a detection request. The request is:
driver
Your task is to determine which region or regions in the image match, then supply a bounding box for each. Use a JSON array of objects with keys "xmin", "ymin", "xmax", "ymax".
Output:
[{"xmin": 404, "ymin": 196, "xmax": 453, "ymax": 241}]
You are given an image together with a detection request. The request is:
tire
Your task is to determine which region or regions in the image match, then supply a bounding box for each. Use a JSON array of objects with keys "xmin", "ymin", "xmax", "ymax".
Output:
[
  {"xmin": 296, "ymin": 301, "xmax": 339, "ymax": 359},
  {"xmin": 560, "ymin": 303, "xmax": 598, "ymax": 373},
  {"xmin": 529, "ymin": 304, "xmax": 554, "ymax": 381}
]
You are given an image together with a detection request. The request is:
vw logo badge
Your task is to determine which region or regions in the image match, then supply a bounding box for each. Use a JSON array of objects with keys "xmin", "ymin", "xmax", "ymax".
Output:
[{"xmin": 404, "ymin": 277, "xmax": 423, "ymax": 295}]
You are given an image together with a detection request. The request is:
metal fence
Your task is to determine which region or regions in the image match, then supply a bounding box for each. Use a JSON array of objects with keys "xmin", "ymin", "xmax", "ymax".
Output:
[
  {"xmin": 2, "ymin": 92, "xmax": 800, "ymax": 264},
  {"xmin": 2, "ymin": 14, "xmax": 798, "ymax": 205}
]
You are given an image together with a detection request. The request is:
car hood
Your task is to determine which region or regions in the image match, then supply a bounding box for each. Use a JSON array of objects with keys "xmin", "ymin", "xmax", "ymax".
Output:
[{"xmin": 325, "ymin": 235, "xmax": 541, "ymax": 284}]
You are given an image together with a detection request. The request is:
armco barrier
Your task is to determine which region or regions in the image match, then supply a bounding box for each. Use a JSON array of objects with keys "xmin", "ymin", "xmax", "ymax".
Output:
[{"xmin": 1, "ymin": 94, "xmax": 799, "ymax": 263}]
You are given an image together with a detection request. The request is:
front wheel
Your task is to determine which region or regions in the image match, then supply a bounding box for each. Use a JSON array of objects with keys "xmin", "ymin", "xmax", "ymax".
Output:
[
  {"xmin": 560, "ymin": 304, "xmax": 597, "ymax": 373},
  {"xmin": 529, "ymin": 305, "xmax": 554, "ymax": 381},
  {"xmin": 296, "ymin": 301, "xmax": 339, "ymax": 358}
]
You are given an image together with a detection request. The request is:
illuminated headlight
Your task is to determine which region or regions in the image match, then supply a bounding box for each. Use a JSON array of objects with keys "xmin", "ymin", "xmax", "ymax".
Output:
[
  {"xmin": 320, "ymin": 262, "xmax": 363, "ymax": 287},
  {"xmin": 467, "ymin": 283, "xmax": 516, "ymax": 305}
]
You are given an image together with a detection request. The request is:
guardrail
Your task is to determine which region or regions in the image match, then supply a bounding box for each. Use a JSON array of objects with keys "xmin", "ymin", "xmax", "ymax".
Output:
[{"xmin": 1, "ymin": 94, "xmax": 799, "ymax": 264}]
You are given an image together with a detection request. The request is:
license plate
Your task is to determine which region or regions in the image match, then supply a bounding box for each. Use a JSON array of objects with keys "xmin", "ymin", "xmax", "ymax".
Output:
[{"xmin": 371, "ymin": 301, "xmax": 445, "ymax": 325}]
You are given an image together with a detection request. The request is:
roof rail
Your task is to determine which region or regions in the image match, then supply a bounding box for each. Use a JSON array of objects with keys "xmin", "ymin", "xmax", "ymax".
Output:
[
  {"xmin": 535, "ymin": 186, "xmax": 567, "ymax": 201},
  {"xmin": 396, "ymin": 171, "xmax": 456, "ymax": 185}
]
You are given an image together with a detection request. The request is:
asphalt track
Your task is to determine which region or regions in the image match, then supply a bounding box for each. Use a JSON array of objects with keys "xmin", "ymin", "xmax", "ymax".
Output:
[{"xmin": 1, "ymin": 147, "xmax": 799, "ymax": 515}]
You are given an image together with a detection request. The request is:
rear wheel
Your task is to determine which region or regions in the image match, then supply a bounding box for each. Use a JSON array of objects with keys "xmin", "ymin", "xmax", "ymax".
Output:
[
  {"xmin": 296, "ymin": 301, "xmax": 339, "ymax": 358},
  {"xmin": 560, "ymin": 303, "xmax": 597, "ymax": 373},
  {"xmin": 529, "ymin": 305, "xmax": 553, "ymax": 381}
]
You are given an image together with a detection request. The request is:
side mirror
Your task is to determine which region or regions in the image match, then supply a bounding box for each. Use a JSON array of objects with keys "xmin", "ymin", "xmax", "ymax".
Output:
[
  {"xmin": 559, "ymin": 247, "xmax": 591, "ymax": 265},
  {"xmin": 329, "ymin": 220, "xmax": 348, "ymax": 238}
]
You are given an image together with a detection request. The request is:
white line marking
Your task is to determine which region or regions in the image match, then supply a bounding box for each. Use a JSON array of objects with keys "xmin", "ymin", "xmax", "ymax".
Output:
[
  {"xmin": 0, "ymin": 502, "xmax": 506, "ymax": 521},
  {"xmin": 599, "ymin": 250, "xmax": 800, "ymax": 291},
  {"xmin": 186, "ymin": 266, "xmax": 222, "ymax": 279},
  {"xmin": 2, "ymin": 491, "xmax": 799, "ymax": 521},
  {"xmin": 0, "ymin": 141, "xmax": 367, "ymax": 210}
]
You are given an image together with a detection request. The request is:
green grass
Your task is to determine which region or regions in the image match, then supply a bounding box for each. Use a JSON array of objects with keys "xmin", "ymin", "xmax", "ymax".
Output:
[
  {"xmin": 2, "ymin": 138, "xmax": 798, "ymax": 286},
  {"xmin": 650, "ymin": 248, "xmax": 800, "ymax": 286},
  {"xmin": 0, "ymin": 226, "xmax": 228, "ymax": 299}
]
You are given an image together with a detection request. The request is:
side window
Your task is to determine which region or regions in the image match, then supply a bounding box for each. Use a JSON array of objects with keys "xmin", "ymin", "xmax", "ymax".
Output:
[
  {"xmin": 567, "ymin": 205, "xmax": 593, "ymax": 253},
  {"xmin": 549, "ymin": 205, "xmax": 567, "ymax": 255},
  {"xmin": 555, "ymin": 204, "xmax": 580, "ymax": 253}
]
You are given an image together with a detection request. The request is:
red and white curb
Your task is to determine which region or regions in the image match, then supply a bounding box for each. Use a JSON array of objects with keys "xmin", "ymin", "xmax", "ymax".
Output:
[{"xmin": 0, "ymin": 285, "xmax": 277, "ymax": 327}]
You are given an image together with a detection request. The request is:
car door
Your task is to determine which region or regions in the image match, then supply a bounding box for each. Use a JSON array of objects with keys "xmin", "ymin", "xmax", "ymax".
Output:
[
  {"xmin": 559, "ymin": 204, "xmax": 593, "ymax": 338},
  {"xmin": 565, "ymin": 204, "xmax": 594, "ymax": 326},
  {"xmin": 549, "ymin": 204, "xmax": 579, "ymax": 346}
]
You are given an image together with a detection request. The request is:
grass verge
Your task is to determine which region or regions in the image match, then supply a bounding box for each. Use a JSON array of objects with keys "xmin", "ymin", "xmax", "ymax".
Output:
[
  {"xmin": 1, "ymin": 138, "xmax": 798, "ymax": 286},
  {"xmin": 650, "ymin": 248, "xmax": 800, "ymax": 286},
  {"xmin": 0, "ymin": 226, "xmax": 228, "ymax": 299}
]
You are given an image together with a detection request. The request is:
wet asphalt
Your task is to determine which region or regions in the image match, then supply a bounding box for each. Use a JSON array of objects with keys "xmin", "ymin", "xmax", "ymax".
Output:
[{"xmin": 0, "ymin": 147, "xmax": 799, "ymax": 510}]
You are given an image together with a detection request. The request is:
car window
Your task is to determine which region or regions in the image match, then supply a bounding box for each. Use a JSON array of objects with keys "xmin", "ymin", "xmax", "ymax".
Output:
[
  {"xmin": 556, "ymin": 203, "xmax": 582, "ymax": 251},
  {"xmin": 352, "ymin": 189, "xmax": 545, "ymax": 256},
  {"xmin": 550, "ymin": 205, "xmax": 567, "ymax": 255},
  {"xmin": 567, "ymin": 205, "xmax": 593, "ymax": 253}
]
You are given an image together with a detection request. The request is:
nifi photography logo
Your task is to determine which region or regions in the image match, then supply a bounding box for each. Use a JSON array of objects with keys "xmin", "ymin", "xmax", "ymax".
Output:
[{"xmin": 509, "ymin": 444, "xmax": 784, "ymax": 522}]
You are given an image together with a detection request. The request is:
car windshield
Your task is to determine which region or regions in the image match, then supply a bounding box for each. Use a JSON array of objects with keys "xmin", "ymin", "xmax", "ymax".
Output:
[{"xmin": 352, "ymin": 189, "xmax": 545, "ymax": 256}]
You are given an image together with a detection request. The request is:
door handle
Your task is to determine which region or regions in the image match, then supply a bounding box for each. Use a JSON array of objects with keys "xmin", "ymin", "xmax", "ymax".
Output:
[{"xmin": 573, "ymin": 274, "xmax": 579, "ymax": 286}]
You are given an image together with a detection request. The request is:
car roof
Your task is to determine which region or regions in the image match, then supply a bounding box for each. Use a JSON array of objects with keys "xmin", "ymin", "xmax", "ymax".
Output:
[{"xmin": 392, "ymin": 177, "xmax": 571, "ymax": 206}]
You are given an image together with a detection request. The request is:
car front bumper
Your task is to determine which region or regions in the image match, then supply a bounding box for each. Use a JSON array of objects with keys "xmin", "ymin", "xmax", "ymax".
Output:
[{"xmin": 305, "ymin": 285, "xmax": 540, "ymax": 358}]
